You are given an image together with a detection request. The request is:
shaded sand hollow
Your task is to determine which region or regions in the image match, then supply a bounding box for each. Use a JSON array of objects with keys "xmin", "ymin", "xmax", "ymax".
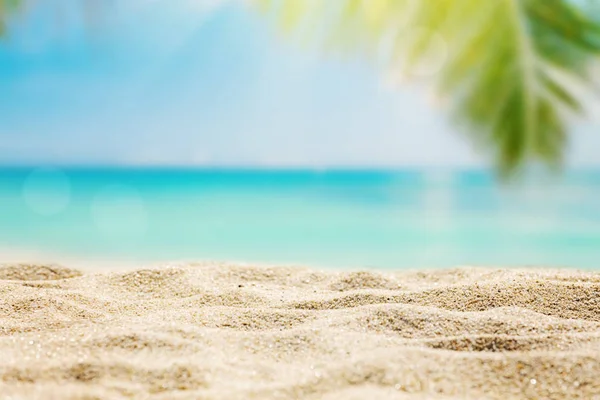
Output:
[{"xmin": 2, "ymin": 263, "xmax": 600, "ymax": 399}]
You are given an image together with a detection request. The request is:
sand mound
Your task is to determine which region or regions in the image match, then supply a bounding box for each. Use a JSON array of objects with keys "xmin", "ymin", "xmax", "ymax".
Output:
[
  {"xmin": 0, "ymin": 263, "xmax": 83, "ymax": 281},
  {"xmin": 1, "ymin": 263, "xmax": 600, "ymax": 399}
]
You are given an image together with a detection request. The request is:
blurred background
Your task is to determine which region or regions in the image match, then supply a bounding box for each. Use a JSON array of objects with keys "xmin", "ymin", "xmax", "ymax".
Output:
[{"xmin": 0, "ymin": 0, "xmax": 599, "ymax": 269}]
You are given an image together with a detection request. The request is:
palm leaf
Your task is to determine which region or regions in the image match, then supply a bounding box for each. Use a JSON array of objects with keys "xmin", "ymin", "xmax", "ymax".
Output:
[
  {"xmin": 255, "ymin": 0, "xmax": 600, "ymax": 176},
  {"xmin": 0, "ymin": 0, "xmax": 20, "ymax": 37}
]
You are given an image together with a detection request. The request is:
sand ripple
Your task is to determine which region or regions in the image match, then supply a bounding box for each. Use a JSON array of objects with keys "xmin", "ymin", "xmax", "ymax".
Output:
[{"xmin": 1, "ymin": 263, "xmax": 600, "ymax": 399}]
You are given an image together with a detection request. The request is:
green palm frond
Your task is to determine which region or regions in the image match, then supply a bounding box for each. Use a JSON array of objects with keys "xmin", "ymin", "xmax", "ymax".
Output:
[
  {"xmin": 255, "ymin": 0, "xmax": 600, "ymax": 176},
  {"xmin": 0, "ymin": 0, "xmax": 21, "ymax": 37}
]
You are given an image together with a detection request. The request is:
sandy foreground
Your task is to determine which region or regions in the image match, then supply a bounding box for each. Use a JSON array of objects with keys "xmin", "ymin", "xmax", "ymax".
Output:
[{"xmin": 1, "ymin": 263, "xmax": 600, "ymax": 399}]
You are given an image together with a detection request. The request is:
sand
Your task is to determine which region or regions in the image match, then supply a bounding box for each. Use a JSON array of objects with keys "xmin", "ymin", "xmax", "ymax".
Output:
[{"xmin": 1, "ymin": 262, "xmax": 600, "ymax": 399}]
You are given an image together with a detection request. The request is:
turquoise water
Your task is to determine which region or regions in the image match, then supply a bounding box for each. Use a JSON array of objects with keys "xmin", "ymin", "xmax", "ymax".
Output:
[{"xmin": 1, "ymin": 167, "xmax": 599, "ymax": 270}]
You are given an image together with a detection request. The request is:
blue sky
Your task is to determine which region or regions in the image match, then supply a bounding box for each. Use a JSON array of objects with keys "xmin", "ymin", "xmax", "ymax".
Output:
[{"xmin": 0, "ymin": 0, "xmax": 598, "ymax": 168}]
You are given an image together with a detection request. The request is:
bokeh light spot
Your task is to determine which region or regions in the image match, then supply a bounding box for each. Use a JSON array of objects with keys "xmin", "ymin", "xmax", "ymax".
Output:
[{"xmin": 22, "ymin": 167, "xmax": 71, "ymax": 216}]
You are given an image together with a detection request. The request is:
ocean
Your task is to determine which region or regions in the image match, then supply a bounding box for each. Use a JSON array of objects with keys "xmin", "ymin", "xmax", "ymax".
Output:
[{"xmin": 1, "ymin": 167, "xmax": 599, "ymax": 270}]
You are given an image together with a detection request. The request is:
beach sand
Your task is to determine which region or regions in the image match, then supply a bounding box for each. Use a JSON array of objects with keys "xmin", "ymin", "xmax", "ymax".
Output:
[{"xmin": 1, "ymin": 262, "xmax": 600, "ymax": 399}]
